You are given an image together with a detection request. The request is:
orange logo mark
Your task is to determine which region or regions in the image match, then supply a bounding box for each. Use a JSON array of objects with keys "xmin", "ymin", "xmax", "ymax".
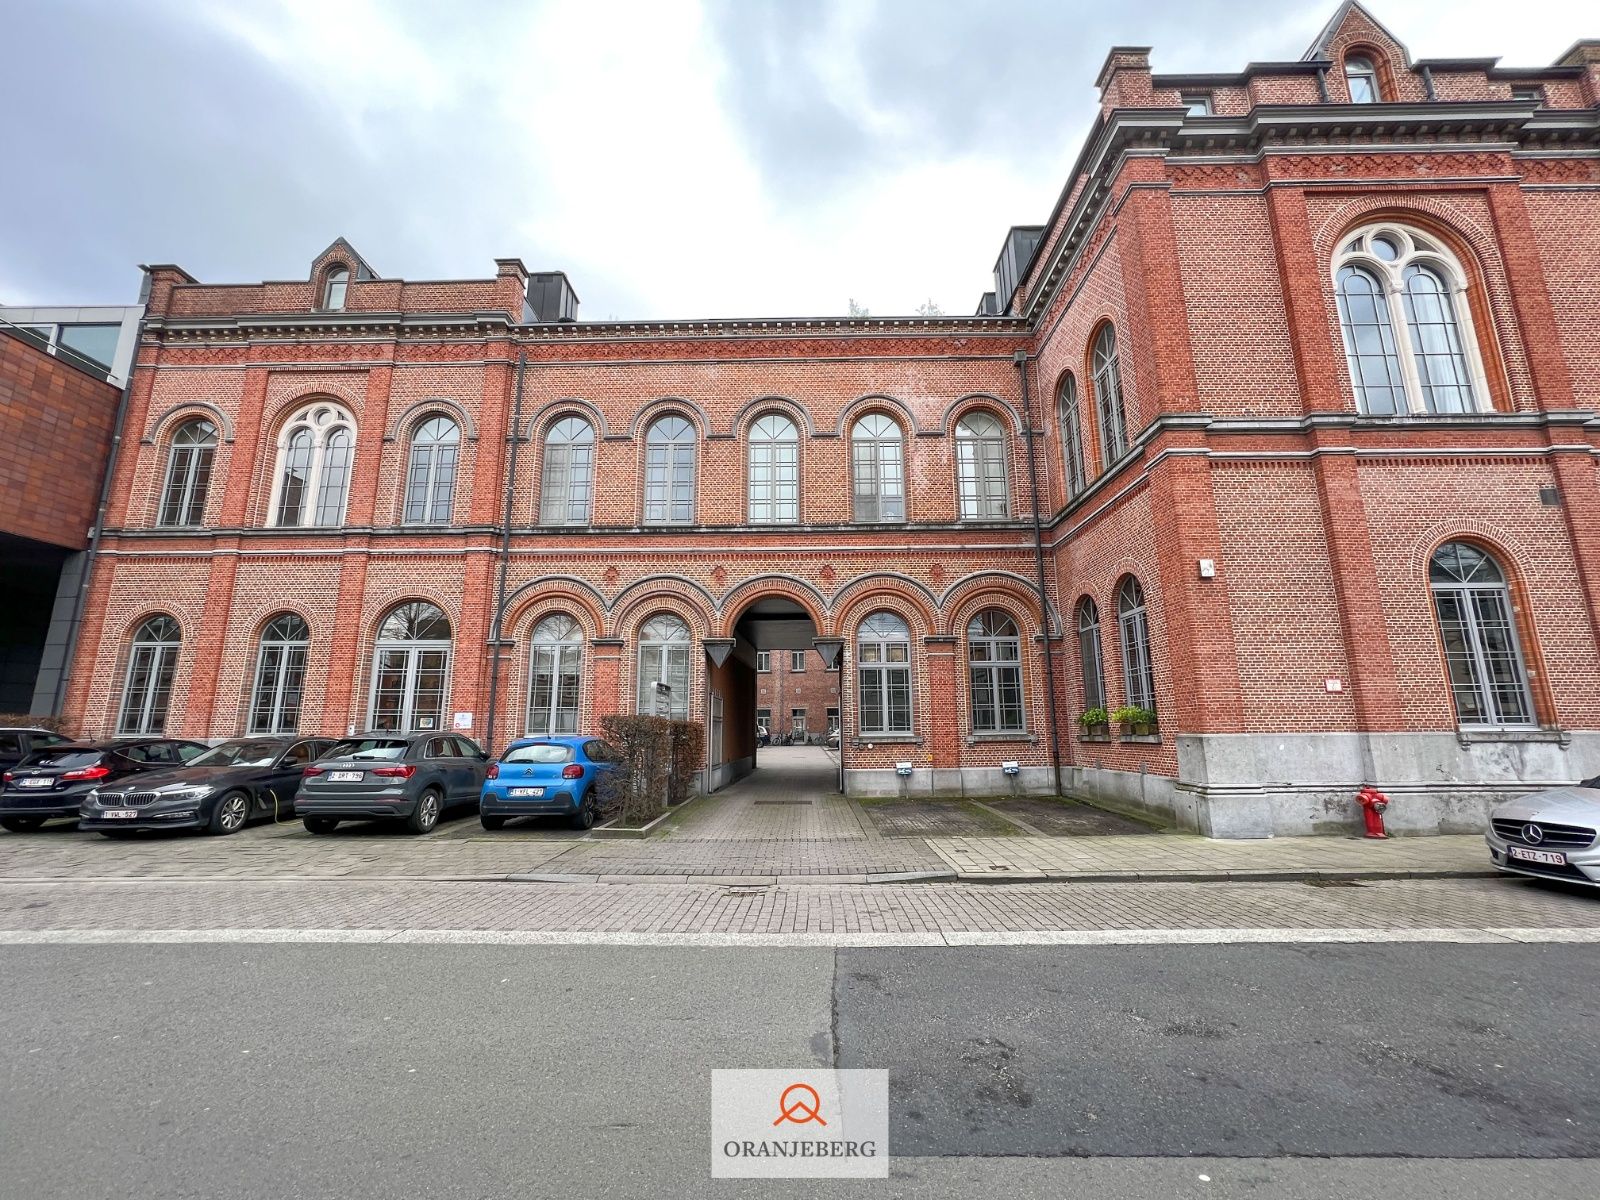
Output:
[{"xmin": 773, "ymin": 1082, "xmax": 827, "ymax": 1127}]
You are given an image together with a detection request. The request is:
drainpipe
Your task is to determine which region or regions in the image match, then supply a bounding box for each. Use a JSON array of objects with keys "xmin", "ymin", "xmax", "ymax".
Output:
[
  {"xmin": 1013, "ymin": 349, "xmax": 1064, "ymax": 796},
  {"xmin": 483, "ymin": 349, "xmax": 526, "ymax": 757},
  {"xmin": 50, "ymin": 308, "xmax": 146, "ymax": 720}
]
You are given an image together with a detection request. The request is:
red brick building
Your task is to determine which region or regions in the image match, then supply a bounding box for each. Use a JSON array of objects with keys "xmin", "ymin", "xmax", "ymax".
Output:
[
  {"xmin": 59, "ymin": 4, "xmax": 1600, "ymax": 835},
  {"xmin": 755, "ymin": 648, "xmax": 841, "ymax": 743}
]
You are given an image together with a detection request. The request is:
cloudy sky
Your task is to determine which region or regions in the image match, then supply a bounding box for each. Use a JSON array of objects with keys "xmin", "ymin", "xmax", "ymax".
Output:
[{"xmin": 1, "ymin": 0, "xmax": 1588, "ymax": 319}]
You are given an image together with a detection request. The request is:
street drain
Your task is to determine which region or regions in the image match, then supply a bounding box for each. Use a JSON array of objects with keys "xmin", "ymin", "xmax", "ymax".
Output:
[
  {"xmin": 1305, "ymin": 878, "xmax": 1366, "ymax": 887},
  {"xmin": 753, "ymin": 799, "xmax": 814, "ymax": 805}
]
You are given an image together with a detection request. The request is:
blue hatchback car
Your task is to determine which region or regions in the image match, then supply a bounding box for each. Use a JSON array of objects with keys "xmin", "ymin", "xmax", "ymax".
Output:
[{"xmin": 479, "ymin": 736, "xmax": 618, "ymax": 830}]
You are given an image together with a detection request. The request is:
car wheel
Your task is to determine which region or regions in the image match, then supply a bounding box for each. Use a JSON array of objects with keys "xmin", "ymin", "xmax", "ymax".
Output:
[
  {"xmin": 570, "ymin": 790, "xmax": 597, "ymax": 831},
  {"xmin": 407, "ymin": 789, "xmax": 442, "ymax": 835},
  {"xmin": 480, "ymin": 814, "xmax": 506, "ymax": 831},
  {"xmin": 302, "ymin": 817, "xmax": 339, "ymax": 835},
  {"xmin": 207, "ymin": 791, "xmax": 250, "ymax": 836},
  {"xmin": 0, "ymin": 816, "xmax": 47, "ymax": 833}
]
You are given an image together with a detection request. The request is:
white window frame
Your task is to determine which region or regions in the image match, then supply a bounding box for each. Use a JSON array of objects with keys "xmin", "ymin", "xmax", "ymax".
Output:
[
  {"xmin": 1077, "ymin": 598, "xmax": 1105, "ymax": 713},
  {"xmin": 249, "ymin": 613, "xmax": 310, "ymax": 735},
  {"xmin": 366, "ymin": 602, "xmax": 453, "ymax": 733},
  {"xmin": 636, "ymin": 614, "xmax": 690, "ymax": 719},
  {"xmin": 540, "ymin": 416, "xmax": 595, "ymax": 525},
  {"xmin": 270, "ymin": 402, "xmax": 356, "ymax": 528},
  {"xmin": 850, "ymin": 413, "xmax": 906, "ymax": 522},
  {"xmin": 1058, "ymin": 375, "xmax": 1086, "ymax": 498},
  {"xmin": 1345, "ymin": 55, "xmax": 1380, "ymax": 103},
  {"xmin": 1429, "ymin": 543, "xmax": 1536, "ymax": 728},
  {"xmin": 643, "ymin": 416, "xmax": 697, "ymax": 525},
  {"xmin": 1333, "ymin": 224, "xmax": 1490, "ymax": 417},
  {"xmin": 955, "ymin": 412, "xmax": 1010, "ymax": 520},
  {"xmin": 1181, "ymin": 92, "xmax": 1213, "ymax": 116},
  {"xmin": 748, "ymin": 413, "xmax": 800, "ymax": 524},
  {"xmin": 117, "ymin": 615, "xmax": 181, "ymax": 736},
  {"xmin": 1091, "ymin": 325, "xmax": 1128, "ymax": 466},
  {"xmin": 527, "ymin": 613, "xmax": 584, "ymax": 735},
  {"xmin": 967, "ymin": 610, "xmax": 1025, "ymax": 734},
  {"xmin": 790, "ymin": 649, "xmax": 806, "ymax": 673},
  {"xmin": 158, "ymin": 419, "xmax": 218, "ymax": 527},
  {"xmin": 322, "ymin": 267, "xmax": 349, "ymax": 311},
  {"xmin": 1117, "ymin": 578, "xmax": 1156, "ymax": 714},
  {"xmin": 402, "ymin": 416, "xmax": 460, "ymax": 525},
  {"xmin": 757, "ymin": 650, "xmax": 771, "ymax": 673},
  {"xmin": 857, "ymin": 611, "xmax": 913, "ymax": 736}
]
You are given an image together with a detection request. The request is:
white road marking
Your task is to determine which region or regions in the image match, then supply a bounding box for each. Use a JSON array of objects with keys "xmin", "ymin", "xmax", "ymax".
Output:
[{"xmin": 1, "ymin": 926, "xmax": 1598, "ymax": 947}]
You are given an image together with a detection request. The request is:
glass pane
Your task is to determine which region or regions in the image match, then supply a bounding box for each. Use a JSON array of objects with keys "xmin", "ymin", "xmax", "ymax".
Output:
[
  {"xmin": 278, "ymin": 429, "xmax": 312, "ymax": 525},
  {"xmin": 314, "ymin": 429, "xmax": 352, "ymax": 525},
  {"xmin": 1402, "ymin": 266, "xmax": 1475, "ymax": 413},
  {"xmin": 410, "ymin": 649, "xmax": 449, "ymax": 731},
  {"xmin": 1337, "ymin": 267, "xmax": 1405, "ymax": 415},
  {"xmin": 56, "ymin": 323, "xmax": 120, "ymax": 370},
  {"xmin": 1433, "ymin": 591, "xmax": 1486, "ymax": 724},
  {"xmin": 1470, "ymin": 590, "xmax": 1532, "ymax": 724}
]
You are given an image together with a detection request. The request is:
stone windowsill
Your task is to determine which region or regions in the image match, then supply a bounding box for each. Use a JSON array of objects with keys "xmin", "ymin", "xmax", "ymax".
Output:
[
  {"xmin": 966, "ymin": 733, "xmax": 1037, "ymax": 745},
  {"xmin": 1078, "ymin": 734, "xmax": 1112, "ymax": 743},
  {"xmin": 854, "ymin": 736, "xmax": 923, "ymax": 746},
  {"xmin": 1119, "ymin": 734, "xmax": 1163, "ymax": 745},
  {"xmin": 1456, "ymin": 726, "xmax": 1570, "ymax": 747}
]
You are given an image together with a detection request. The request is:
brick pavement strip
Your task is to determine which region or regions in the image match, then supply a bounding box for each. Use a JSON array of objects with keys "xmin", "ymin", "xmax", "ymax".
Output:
[{"xmin": 0, "ymin": 877, "xmax": 1596, "ymax": 939}]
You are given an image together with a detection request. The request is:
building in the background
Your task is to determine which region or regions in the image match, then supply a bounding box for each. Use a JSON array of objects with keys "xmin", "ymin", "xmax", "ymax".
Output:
[
  {"xmin": 755, "ymin": 648, "xmax": 840, "ymax": 742},
  {"xmin": 49, "ymin": 5, "xmax": 1600, "ymax": 836},
  {"xmin": 0, "ymin": 300, "xmax": 142, "ymax": 715}
]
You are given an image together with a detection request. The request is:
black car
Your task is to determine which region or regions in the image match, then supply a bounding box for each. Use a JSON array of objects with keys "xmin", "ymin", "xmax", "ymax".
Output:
[
  {"xmin": 0, "ymin": 728, "xmax": 75, "ymax": 772},
  {"xmin": 0, "ymin": 738, "xmax": 210, "ymax": 832},
  {"xmin": 296, "ymin": 732, "xmax": 489, "ymax": 834},
  {"xmin": 79, "ymin": 736, "xmax": 337, "ymax": 837}
]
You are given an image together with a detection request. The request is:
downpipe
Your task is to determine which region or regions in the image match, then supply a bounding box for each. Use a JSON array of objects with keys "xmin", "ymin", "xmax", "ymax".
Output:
[{"xmin": 1013, "ymin": 350, "xmax": 1065, "ymax": 797}]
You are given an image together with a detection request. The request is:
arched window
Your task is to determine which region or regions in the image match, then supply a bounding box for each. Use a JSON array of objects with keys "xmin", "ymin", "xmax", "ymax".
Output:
[
  {"xmin": 403, "ymin": 416, "xmax": 459, "ymax": 525},
  {"xmin": 851, "ymin": 413, "xmax": 906, "ymax": 522},
  {"xmin": 528, "ymin": 614, "xmax": 584, "ymax": 735},
  {"xmin": 368, "ymin": 602, "xmax": 452, "ymax": 732},
  {"xmin": 539, "ymin": 417, "xmax": 594, "ymax": 525},
  {"xmin": 1335, "ymin": 226, "xmax": 1485, "ymax": 416},
  {"xmin": 1091, "ymin": 325, "xmax": 1128, "ymax": 466},
  {"xmin": 1058, "ymin": 375, "xmax": 1086, "ymax": 499},
  {"xmin": 967, "ymin": 609, "xmax": 1024, "ymax": 734},
  {"xmin": 857, "ymin": 611, "xmax": 912, "ymax": 735},
  {"xmin": 1076, "ymin": 598, "xmax": 1106, "ymax": 713},
  {"xmin": 748, "ymin": 413, "xmax": 800, "ymax": 523},
  {"xmin": 158, "ymin": 419, "xmax": 218, "ymax": 526},
  {"xmin": 644, "ymin": 416, "xmax": 696, "ymax": 524},
  {"xmin": 117, "ymin": 615, "xmax": 181, "ymax": 736},
  {"xmin": 1429, "ymin": 542, "xmax": 1535, "ymax": 726},
  {"xmin": 272, "ymin": 403, "xmax": 355, "ymax": 528},
  {"xmin": 1345, "ymin": 54, "xmax": 1380, "ymax": 103},
  {"xmin": 249, "ymin": 613, "xmax": 309, "ymax": 734},
  {"xmin": 636, "ymin": 613, "xmax": 690, "ymax": 719},
  {"xmin": 1117, "ymin": 577, "xmax": 1156, "ymax": 714},
  {"xmin": 322, "ymin": 267, "xmax": 349, "ymax": 311},
  {"xmin": 955, "ymin": 412, "xmax": 1009, "ymax": 520}
]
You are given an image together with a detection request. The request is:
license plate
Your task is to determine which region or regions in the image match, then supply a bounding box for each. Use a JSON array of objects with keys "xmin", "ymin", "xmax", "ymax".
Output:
[
  {"xmin": 328, "ymin": 771, "xmax": 364, "ymax": 783},
  {"xmin": 18, "ymin": 778, "xmax": 52, "ymax": 789},
  {"xmin": 103, "ymin": 809, "xmax": 138, "ymax": 820},
  {"xmin": 508, "ymin": 787, "xmax": 544, "ymax": 798},
  {"xmin": 1509, "ymin": 846, "xmax": 1567, "ymax": 866}
]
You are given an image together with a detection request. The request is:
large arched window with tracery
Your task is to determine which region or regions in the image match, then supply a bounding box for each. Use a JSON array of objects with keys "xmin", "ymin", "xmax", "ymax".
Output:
[
  {"xmin": 272, "ymin": 402, "xmax": 355, "ymax": 527},
  {"xmin": 527, "ymin": 614, "xmax": 584, "ymax": 735},
  {"xmin": 1334, "ymin": 225, "xmax": 1487, "ymax": 416},
  {"xmin": 368, "ymin": 602, "xmax": 452, "ymax": 732},
  {"xmin": 1429, "ymin": 542, "xmax": 1535, "ymax": 727}
]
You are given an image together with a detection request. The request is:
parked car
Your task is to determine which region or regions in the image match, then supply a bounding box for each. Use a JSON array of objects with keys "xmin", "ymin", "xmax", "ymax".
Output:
[
  {"xmin": 0, "ymin": 727, "xmax": 75, "ymax": 773},
  {"xmin": 79, "ymin": 736, "xmax": 336, "ymax": 838},
  {"xmin": 0, "ymin": 738, "xmax": 210, "ymax": 832},
  {"xmin": 1486, "ymin": 776, "xmax": 1600, "ymax": 888},
  {"xmin": 479, "ymin": 736, "xmax": 618, "ymax": 831},
  {"xmin": 295, "ymin": 732, "xmax": 488, "ymax": 835}
]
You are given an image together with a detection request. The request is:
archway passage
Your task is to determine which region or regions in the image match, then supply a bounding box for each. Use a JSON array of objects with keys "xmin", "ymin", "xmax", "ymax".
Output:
[{"xmin": 707, "ymin": 595, "xmax": 838, "ymax": 794}]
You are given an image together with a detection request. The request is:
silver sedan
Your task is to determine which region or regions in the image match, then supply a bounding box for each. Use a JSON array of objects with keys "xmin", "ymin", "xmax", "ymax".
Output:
[{"xmin": 1485, "ymin": 775, "xmax": 1600, "ymax": 887}]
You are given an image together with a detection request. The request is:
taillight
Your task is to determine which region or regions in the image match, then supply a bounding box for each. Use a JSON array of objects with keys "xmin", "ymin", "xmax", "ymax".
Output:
[
  {"xmin": 1, "ymin": 772, "xmax": 11, "ymax": 783},
  {"xmin": 371, "ymin": 765, "xmax": 417, "ymax": 779},
  {"xmin": 486, "ymin": 763, "xmax": 499, "ymax": 780},
  {"xmin": 561, "ymin": 764, "xmax": 585, "ymax": 780},
  {"xmin": 302, "ymin": 765, "xmax": 324, "ymax": 777},
  {"xmin": 61, "ymin": 764, "xmax": 111, "ymax": 782}
]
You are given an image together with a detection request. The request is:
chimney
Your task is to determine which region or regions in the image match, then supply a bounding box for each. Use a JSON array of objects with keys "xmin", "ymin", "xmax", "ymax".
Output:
[{"xmin": 1096, "ymin": 46, "xmax": 1155, "ymax": 113}]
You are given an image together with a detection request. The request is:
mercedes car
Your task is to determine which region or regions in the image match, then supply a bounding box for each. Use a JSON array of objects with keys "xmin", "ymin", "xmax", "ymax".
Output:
[
  {"xmin": 79, "ymin": 736, "xmax": 336, "ymax": 837},
  {"xmin": 1485, "ymin": 775, "xmax": 1600, "ymax": 887}
]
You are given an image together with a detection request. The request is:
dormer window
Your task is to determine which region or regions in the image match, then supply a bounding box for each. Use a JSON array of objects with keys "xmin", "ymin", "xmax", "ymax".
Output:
[
  {"xmin": 322, "ymin": 267, "xmax": 349, "ymax": 311},
  {"xmin": 1181, "ymin": 92, "xmax": 1213, "ymax": 116},
  {"xmin": 1345, "ymin": 55, "xmax": 1380, "ymax": 103},
  {"xmin": 1511, "ymin": 86, "xmax": 1543, "ymax": 104}
]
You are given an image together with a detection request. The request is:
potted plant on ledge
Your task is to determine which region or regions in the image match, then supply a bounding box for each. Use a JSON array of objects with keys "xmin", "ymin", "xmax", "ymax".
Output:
[
  {"xmin": 1077, "ymin": 707, "xmax": 1110, "ymax": 739},
  {"xmin": 1111, "ymin": 705, "xmax": 1157, "ymax": 737}
]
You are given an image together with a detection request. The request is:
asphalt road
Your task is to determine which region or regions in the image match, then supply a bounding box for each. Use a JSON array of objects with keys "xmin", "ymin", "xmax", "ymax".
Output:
[{"xmin": 2, "ymin": 944, "xmax": 1597, "ymax": 1199}]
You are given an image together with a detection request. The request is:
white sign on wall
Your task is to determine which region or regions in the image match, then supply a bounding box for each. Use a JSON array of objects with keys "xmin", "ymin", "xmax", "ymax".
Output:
[{"xmin": 453, "ymin": 712, "xmax": 473, "ymax": 729}]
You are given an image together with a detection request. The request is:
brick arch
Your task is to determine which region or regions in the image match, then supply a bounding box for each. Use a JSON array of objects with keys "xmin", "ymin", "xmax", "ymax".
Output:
[
  {"xmin": 523, "ymin": 397, "xmax": 609, "ymax": 441},
  {"xmin": 830, "ymin": 573, "xmax": 939, "ymax": 639},
  {"xmin": 940, "ymin": 571, "xmax": 1052, "ymax": 636},
  {"xmin": 716, "ymin": 575, "xmax": 830, "ymax": 639},
  {"xmin": 627, "ymin": 397, "xmax": 712, "ymax": 440},
  {"xmin": 608, "ymin": 577, "xmax": 716, "ymax": 639},
  {"xmin": 1314, "ymin": 198, "xmax": 1524, "ymax": 411},
  {"xmin": 387, "ymin": 397, "xmax": 477, "ymax": 443},
  {"xmin": 259, "ymin": 388, "xmax": 363, "ymax": 441},
  {"xmin": 144, "ymin": 401, "xmax": 235, "ymax": 445},
  {"xmin": 835, "ymin": 394, "xmax": 920, "ymax": 438},
  {"xmin": 501, "ymin": 576, "xmax": 608, "ymax": 640},
  {"xmin": 730, "ymin": 395, "xmax": 816, "ymax": 438},
  {"xmin": 940, "ymin": 392, "xmax": 1023, "ymax": 436}
]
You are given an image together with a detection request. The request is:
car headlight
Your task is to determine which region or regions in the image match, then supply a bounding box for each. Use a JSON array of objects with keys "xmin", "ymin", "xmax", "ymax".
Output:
[{"xmin": 176, "ymin": 784, "xmax": 216, "ymax": 799}]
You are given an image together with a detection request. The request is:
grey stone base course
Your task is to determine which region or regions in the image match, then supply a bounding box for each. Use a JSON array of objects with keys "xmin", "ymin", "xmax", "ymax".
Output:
[
  {"xmin": 1065, "ymin": 730, "xmax": 1600, "ymax": 839},
  {"xmin": 707, "ymin": 754, "xmax": 754, "ymax": 793},
  {"xmin": 845, "ymin": 766, "xmax": 1061, "ymax": 798}
]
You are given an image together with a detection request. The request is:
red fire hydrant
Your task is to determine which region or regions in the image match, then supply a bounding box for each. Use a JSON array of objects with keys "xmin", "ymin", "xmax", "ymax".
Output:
[{"xmin": 1356, "ymin": 786, "xmax": 1390, "ymax": 839}]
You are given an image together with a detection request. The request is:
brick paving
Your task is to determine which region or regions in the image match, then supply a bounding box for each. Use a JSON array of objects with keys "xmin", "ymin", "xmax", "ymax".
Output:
[{"xmin": 0, "ymin": 877, "xmax": 1595, "ymax": 937}]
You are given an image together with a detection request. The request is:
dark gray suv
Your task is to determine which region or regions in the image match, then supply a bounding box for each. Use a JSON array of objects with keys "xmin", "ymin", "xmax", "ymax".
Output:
[{"xmin": 295, "ymin": 733, "xmax": 488, "ymax": 835}]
